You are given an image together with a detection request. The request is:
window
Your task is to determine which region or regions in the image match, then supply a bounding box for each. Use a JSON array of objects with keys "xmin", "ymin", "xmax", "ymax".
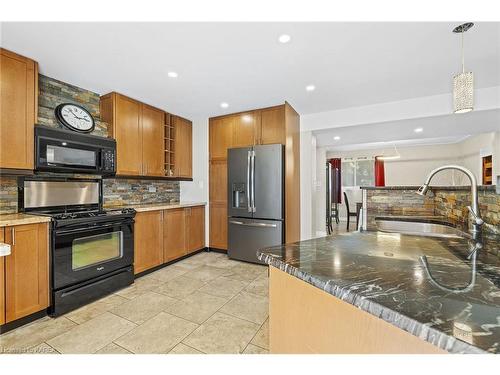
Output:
[{"xmin": 341, "ymin": 157, "xmax": 374, "ymax": 187}]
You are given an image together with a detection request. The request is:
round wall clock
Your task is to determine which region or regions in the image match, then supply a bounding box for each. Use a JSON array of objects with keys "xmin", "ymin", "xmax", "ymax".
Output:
[{"xmin": 55, "ymin": 103, "xmax": 95, "ymax": 133}]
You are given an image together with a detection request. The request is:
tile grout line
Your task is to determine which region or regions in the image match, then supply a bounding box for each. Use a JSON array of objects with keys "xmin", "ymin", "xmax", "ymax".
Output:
[
  {"xmin": 178, "ymin": 273, "xmax": 259, "ymax": 353},
  {"xmin": 111, "ymin": 341, "xmax": 134, "ymax": 354}
]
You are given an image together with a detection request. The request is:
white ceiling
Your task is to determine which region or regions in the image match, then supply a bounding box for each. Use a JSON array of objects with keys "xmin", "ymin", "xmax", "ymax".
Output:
[
  {"xmin": 315, "ymin": 108, "xmax": 500, "ymax": 150},
  {"xmin": 1, "ymin": 22, "xmax": 499, "ymax": 119}
]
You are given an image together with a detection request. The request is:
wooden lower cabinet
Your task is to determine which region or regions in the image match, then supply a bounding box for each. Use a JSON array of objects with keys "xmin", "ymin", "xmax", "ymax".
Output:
[
  {"xmin": 3, "ymin": 223, "xmax": 49, "ymax": 323},
  {"xmin": 134, "ymin": 206, "xmax": 206, "ymax": 274},
  {"xmin": 0, "ymin": 228, "xmax": 5, "ymax": 325},
  {"xmin": 134, "ymin": 211, "xmax": 164, "ymax": 274},
  {"xmin": 209, "ymin": 203, "xmax": 227, "ymax": 250},
  {"xmin": 186, "ymin": 206, "xmax": 205, "ymax": 253},
  {"xmin": 269, "ymin": 267, "xmax": 444, "ymax": 354},
  {"xmin": 163, "ymin": 208, "xmax": 186, "ymax": 262}
]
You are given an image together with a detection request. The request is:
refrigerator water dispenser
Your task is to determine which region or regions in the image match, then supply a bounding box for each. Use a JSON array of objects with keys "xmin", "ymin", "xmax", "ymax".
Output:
[{"xmin": 231, "ymin": 182, "xmax": 247, "ymax": 209}]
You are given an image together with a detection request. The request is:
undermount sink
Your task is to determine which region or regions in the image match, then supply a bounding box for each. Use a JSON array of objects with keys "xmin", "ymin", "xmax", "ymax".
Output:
[{"xmin": 375, "ymin": 219, "xmax": 469, "ymax": 239}]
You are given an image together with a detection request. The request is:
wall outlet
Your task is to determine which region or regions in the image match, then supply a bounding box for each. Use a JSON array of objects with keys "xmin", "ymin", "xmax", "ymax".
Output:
[{"xmin": 148, "ymin": 185, "xmax": 157, "ymax": 193}]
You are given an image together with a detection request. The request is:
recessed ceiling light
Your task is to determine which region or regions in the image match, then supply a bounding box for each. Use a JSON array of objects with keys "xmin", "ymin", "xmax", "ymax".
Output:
[
  {"xmin": 414, "ymin": 127, "xmax": 423, "ymax": 133},
  {"xmin": 306, "ymin": 85, "xmax": 316, "ymax": 92},
  {"xmin": 167, "ymin": 72, "xmax": 178, "ymax": 78},
  {"xmin": 220, "ymin": 102, "xmax": 229, "ymax": 109},
  {"xmin": 334, "ymin": 136, "xmax": 341, "ymax": 141},
  {"xmin": 278, "ymin": 34, "xmax": 291, "ymax": 43}
]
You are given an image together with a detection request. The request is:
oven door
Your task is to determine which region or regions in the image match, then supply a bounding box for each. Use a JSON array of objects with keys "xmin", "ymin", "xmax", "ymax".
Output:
[
  {"xmin": 52, "ymin": 219, "xmax": 134, "ymax": 290},
  {"xmin": 37, "ymin": 136, "xmax": 101, "ymax": 174}
]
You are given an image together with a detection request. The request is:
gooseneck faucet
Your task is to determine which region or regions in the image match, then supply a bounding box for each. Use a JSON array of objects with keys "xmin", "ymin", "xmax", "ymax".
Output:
[{"xmin": 416, "ymin": 165, "xmax": 484, "ymax": 234}]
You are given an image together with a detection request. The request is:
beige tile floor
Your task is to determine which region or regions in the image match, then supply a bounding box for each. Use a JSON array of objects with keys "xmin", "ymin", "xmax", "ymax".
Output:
[{"xmin": 0, "ymin": 252, "xmax": 269, "ymax": 355}]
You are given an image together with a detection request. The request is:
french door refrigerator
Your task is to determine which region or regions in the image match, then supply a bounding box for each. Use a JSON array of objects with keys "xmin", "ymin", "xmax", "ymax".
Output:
[{"xmin": 227, "ymin": 144, "xmax": 284, "ymax": 264}]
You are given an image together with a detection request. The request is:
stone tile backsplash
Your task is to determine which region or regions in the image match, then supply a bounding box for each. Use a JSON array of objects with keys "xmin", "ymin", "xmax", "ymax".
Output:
[
  {"xmin": 0, "ymin": 177, "xmax": 18, "ymax": 214},
  {"xmin": 365, "ymin": 187, "xmax": 500, "ymax": 234},
  {"xmin": 365, "ymin": 189, "xmax": 435, "ymax": 230},
  {"xmin": 102, "ymin": 179, "xmax": 180, "ymax": 208},
  {"xmin": 38, "ymin": 74, "xmax": 109, "ymax": 137},
  {"xmin": 0, "ymin": 176, "xmax": 180, "ymax": 214},
  {"xmin": 434, "ymin": 188, "xmax": 500, "ymax": 234}
]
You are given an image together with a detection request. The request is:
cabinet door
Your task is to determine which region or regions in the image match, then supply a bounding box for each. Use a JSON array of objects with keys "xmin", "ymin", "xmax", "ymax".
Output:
[
  {"xmin": 163, "ymin": 208, "xmax": 186, "ymax": 262},
  {"xmin": 115, "ymin": 94, "xmax": 142, "ymax": 175},
  {"xmin": 0, "ymin": 228, "xmax": 5, "ymax": 325},
  {"xmin": 210, "ymin": 116, "xmax": 233, "ymax": 159},
  {"xmin": 134, "ymin": 211, "xmax": 163, "ymax": 274},
  {"xmin": 174, "ymin": 117, "xmax": 192, "ymax": 178},
  {"xmin": 141, "ymin": 104, "xmax": 165, "ymax": 177},
  {"xmin": 209, "ymin": 160, "xmax": 227, "ymax": 204},
  {"xmin": 260, "ymin": 106, "xmax": 285, "ymax": 145},
  {"xmin": 0, "ymin": 49, "xmax": 37, "ymax": 170},
  {"xmin": 232, "ymin": 112, "xmax": 259, "ymax": 148},
  {"xmin": 209, "ymin": 202, "xmax": 227, "ymax": 250},
  {"xmin": 187, "ymin": 206, "xmax": 205, "ymax": 253},
  {"xmin": 5, "ymin": 223, "xmax": 49, "ymax": 323}
]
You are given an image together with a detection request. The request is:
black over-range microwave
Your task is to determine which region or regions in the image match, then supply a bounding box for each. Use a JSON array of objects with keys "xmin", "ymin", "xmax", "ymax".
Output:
[{"xmin": 35, "ymin": 125, "xmax": 116, "ymax": 175}]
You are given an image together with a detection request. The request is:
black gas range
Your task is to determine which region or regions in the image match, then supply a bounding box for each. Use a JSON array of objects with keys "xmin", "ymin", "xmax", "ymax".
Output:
[
  {"xmin": 42, "ymin": 207, "xmax": 136, "ymax": 228},
  {"xmin": 19, "ymin": 177, "xmax": 136, "ymax": 316}
]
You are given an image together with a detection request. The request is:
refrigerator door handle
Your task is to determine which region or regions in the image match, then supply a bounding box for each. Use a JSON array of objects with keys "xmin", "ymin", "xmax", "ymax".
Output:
[
  {"xmin": 251, "ymin": 150, "xmax": 256, "ymax": 212},
  {"xmin": 229, "ymin": 220, "xmax": 277, "ymax": 228},
  {"xmin": 247, "ymin": 150, "xmax": 252, "ymax": 213}
]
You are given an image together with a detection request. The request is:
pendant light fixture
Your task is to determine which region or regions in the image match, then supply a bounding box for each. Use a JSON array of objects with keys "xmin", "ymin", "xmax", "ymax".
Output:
[
  {"xmin": 378, "ymin": 144, "xmax": 401, "ymax": 161},
  {"xmin": 452, "ymin": 22, "xmax": 474, "ymax": 114}
]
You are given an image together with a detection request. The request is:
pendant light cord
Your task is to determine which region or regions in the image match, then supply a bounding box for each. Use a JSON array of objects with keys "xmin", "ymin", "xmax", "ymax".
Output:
[{"xmin": 461, "ymin": 30, "xmax": 465, "ymax": 73}]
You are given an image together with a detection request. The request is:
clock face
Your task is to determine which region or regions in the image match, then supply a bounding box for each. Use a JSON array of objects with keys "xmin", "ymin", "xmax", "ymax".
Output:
[{"xmin": 55, "ymin": 103, "xmax": 95, "ymax": 133}]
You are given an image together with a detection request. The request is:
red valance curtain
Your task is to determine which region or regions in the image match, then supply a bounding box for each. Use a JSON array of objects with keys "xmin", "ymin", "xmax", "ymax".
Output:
[
  {"xmin": 374, "ymin": 156, "xmax": 385, "ymax": 187},
  {"xmin": 328, "ymin": 158, "xmax": 342, "ymax": 203}
]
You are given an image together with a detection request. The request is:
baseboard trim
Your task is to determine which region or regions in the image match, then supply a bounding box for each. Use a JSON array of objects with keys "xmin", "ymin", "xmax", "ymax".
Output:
[
  {"xmin": 0, "ymin": 309, "xmax": 47, "ymax": 335},
  {"xmin": 207, "ymin": 247, "xmax": 227, "ymax": 254}
]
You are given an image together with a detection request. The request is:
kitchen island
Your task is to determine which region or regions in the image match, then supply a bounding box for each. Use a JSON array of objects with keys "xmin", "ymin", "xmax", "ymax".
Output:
[{"xmin": 257, "ymin": 230, "xmax": 500, "ymax": 354}]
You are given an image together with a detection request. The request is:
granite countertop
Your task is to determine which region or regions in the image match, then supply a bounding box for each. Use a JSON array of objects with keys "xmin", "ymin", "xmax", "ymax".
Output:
[
  {"xmin": 257, "ymin": 230, "xmax": 500, "ymax": 354},
  {"xmin": 0, "ymin": 213, "xmax": 52, "ymax": 228},
  {"xmin": 361, "ymin": 185, "xmax": 496, "ymax": 192},
  {"xmin": 106, "ymin": 201, "xmax": 206, "ymax": 212}
]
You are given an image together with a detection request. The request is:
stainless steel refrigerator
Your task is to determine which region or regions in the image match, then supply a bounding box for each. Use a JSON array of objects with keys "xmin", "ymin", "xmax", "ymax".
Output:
[{"xmin": 227, "ymin": 144, "xmax": 284, "ymax": 264}]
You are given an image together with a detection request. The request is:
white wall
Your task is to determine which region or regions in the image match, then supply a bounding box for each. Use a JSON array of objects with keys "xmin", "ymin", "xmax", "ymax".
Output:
[
  {"xmin": 495, "ymin": 132, "xmax": 500, "ymax": 184},
  {"xmin": 180, "ymin": 118, "xmax": 210, "ymax": 244},
  {"xmin": 299, "ymin": 131, "xmax": 316, "ymax": 240},
  {"xmin": 459, "ymin": 132, "xmax": 497, "ymax": 184}
]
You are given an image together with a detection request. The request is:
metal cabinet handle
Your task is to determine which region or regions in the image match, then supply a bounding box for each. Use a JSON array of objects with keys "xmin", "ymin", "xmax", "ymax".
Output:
[
  {"xmin": 229, "ymin": 220, "xmax": 277, "ymax": 228},
  {"xmin": 247, "ymin": 151, "xmax": 251, "ymax": 213},
  {"xmin": 250, "ymin": 150, "xmax": 256, "ymax": 212},
  {"xmin": 11, "ymin": 227, "xmax": 15, "ymax": 246}
]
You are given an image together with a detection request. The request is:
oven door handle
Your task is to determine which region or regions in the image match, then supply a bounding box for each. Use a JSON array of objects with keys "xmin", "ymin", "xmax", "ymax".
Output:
[{"xmin": 55, "ymin": 220, "xmax": 132, "ymax": 235}]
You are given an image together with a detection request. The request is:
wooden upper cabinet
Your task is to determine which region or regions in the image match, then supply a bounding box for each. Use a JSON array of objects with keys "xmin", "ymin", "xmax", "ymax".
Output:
[
  {"xmin": 187, "ymin": 206, "xmax": 205, "ymax": 253},
  {"xmin": 134, "ymin": 211, "xmax": 163, "ymax": 274},
  {"xmin": 0, "ymin": 48, "xmax": 37, "ymax": 170},
  {"xmin": 232, "ymin": 111, "xmax": 259, "ymax": 148},
  {"xmin": 4, "ymin": 223, "xmax": 49, "ymax": 323},
  {"xmin": 260, "ymin": 106, "xmax": 285, "ymax": 145},
  {"xmin": 141, "ymin": 104, "xmax": 165, "ymax": 177},
  {"xmin": 210, "ymin": 116, "xmax": 233, "ymax": 159},
  {"xmin": 163, "ymin": 208, "xmax": 186, "ymax": 262},
  {"xmin": 0, "ymin": 228, "xmax": 5, "ymax": 325},
  {"xmin": 173, "ymin": 116, "xmax": 192, "ymax": 178},
  {"xmin": 101, "ymin": 93, "xmax": 142, "ymax": 176}
]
